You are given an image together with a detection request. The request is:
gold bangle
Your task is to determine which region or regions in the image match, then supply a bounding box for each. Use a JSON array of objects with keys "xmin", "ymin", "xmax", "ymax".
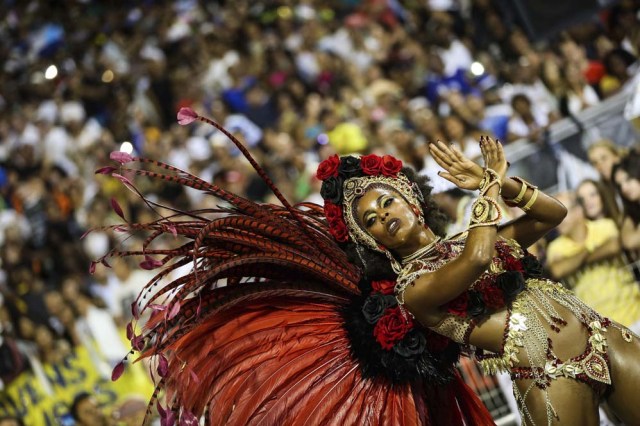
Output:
[
  {"xmin": 502, "ymin": 176, "xmax": 538, "ymax": 205},
  {"xmin": 522, "ymin": 188, "xmax": 539, "ymax": 212},
  {"xmin": 510, "ymin": 181, "xmax": 528, "ymax": 204}
]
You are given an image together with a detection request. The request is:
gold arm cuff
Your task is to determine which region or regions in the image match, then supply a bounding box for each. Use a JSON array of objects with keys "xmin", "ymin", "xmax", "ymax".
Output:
[
  {"xmin": 502, "ymin": 176, "xmax": 538, "ymax": 205},
  {"xmin": 522, "ymin": 188, "xmax": 539, "ymax": 212},
  {"xmin": 510, "ymin": 180, "xmax": 528, "ymax": 204}
]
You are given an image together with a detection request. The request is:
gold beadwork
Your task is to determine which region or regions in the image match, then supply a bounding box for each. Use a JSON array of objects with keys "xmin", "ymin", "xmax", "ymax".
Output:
[
  {"xmin": 479, "ymin": 167, "xmax": 502, "ymax": 196},
  {"xmin": 429, "ymin": 314, "xmax": 473, "ymax": 344},
  {"xmin": 401, "ymin": 237, "xmax": 441, "ymax": 264},
  {"xmin": 469, "ymin": 196, "xmax": 501, "ymax": 229}
]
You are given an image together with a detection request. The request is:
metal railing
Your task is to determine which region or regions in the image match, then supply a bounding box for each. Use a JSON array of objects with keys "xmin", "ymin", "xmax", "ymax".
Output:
[{"xmin": 503, "ymin": 76, "xmax": 640, "ymax": 193}]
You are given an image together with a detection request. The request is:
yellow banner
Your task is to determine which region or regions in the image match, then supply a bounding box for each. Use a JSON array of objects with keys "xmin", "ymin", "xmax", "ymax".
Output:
[{"xmin": 0, "ymin": 346, "xmax": 153, "ymax": 425}]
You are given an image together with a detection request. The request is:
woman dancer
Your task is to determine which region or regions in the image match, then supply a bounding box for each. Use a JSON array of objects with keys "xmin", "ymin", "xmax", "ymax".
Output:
[
  {"xmin": 327, "ymin": 136, "xmax": 639, "ymax": 425},
  {"xmin": 100, "ymin": 108, "xmax": 495, "ymax": 426}
]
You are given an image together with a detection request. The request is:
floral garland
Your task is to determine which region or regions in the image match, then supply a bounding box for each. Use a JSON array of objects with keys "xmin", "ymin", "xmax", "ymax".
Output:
[
  {"xmin": 317, "ymin": 154, "xmax": 403, "ymax": 242},
  {"xmin": 444, "ymin": 241, "xmax": 544, "ymax": 318},
  {"xmin": 342, "ymin": 276, "xmax": 460, "ymax": 384}
]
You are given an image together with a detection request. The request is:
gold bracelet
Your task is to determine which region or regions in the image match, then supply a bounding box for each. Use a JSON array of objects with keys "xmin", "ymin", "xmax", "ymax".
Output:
[
  {"xmin": 521, "ymin": 188, "xmax": 539, "ymax": 212},
  {"xmin": 502, "ymin": 176, "xmax": 538, "ymax": 206},
  {"xmin": 469, "ymin": 196, "xmax": 502, "ymax": 229},
  {"xmin": 510, "ymin": 181, "xmax": 528, "ymax": 204},
  {"xmin": 479, "ymin": 168, "xmax": 502, "ymax": 196}
]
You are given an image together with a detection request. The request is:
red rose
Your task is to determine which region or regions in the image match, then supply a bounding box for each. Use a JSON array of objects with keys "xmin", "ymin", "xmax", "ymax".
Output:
[
  {"xmin": 380, "ymin": 155, "xmax": 403, "ymax": 176},
  {"xmin": 424, "ymin": 329, "xmax": 451, "ymax": 352},
  {"xmin": 329, "ymin": 218, "xmax": 349, "ymax": 242},
  {"xmin": 444, "ymin": 293, "xmax": 469, "ymax": 317},
  {"xmin": 316, "ymin": 155, "xmax": 340, "ymax": 180},
  {"xmin": 373, "ymin": 307, "xmax": 414, "ymax": 350},
  {"xmin": 324, "ymin": 201, "xmax": 343, "ymax": 224},
  {"xmin": 479, "ymin": 284, "xmax": 505, "ymax": 310},
  {"xmin": 360, "ymin": 154, "xmax": 382, "ymax": 175},
  {"xmin": 371, "ymin": 279, "xmax": 396, "ymax": 295},
  {"xmin": 503, "ymin": 255, "xmax": 524, "ymax": 272}
]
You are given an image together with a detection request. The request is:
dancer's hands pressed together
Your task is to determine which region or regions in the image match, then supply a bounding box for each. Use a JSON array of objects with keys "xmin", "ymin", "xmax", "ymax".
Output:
[{"xmin": 429, "ymin": 136, "xmax": 507, "ymax": 191}]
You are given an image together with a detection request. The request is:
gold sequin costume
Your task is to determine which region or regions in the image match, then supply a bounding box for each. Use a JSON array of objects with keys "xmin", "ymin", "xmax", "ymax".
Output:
[{"xmin": 395, "ymin": 233, "xmax": 636, "ymax": 426}]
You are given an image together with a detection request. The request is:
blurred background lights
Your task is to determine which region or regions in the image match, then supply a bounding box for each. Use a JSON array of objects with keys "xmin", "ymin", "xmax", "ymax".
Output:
[
  {"xmin": 102, "ymin": 69, "xmax": 114, "ymax": 83},
  {"xmin": 470, "ymin": 61, "xmax": 485, "ymax": 76},
  {"xmin": 119, "ymin": 141, "xmax": 134, "ymax": 154},
  {"xmin": 277, "ymin": 6, "xmax": 292, "ymax": 19},
  {"xmin": 317, "ymin": 133, "xmax": 329, "ymax": 145},
  {"xmin": 44, "ymin": 65, "xmax": 58, "ymax": 80}
]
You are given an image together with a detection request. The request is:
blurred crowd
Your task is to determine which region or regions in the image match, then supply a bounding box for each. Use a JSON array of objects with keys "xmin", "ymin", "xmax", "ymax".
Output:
[{"xmin": 1, "ymin": 0, "xmax": 640, "ymax": 424}]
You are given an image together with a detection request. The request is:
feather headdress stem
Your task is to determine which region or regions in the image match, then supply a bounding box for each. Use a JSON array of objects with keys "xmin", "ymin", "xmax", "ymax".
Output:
[{"xmin": 182, "ymin": 109, "xmax": 342, "ymax": 263}]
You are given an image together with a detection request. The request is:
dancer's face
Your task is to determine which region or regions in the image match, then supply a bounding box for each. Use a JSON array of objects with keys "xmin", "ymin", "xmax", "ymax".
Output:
[
  {"xmin": 355, "ymin": 187, "xmax": 421, "ymax": 250},
  {"xmin": 614, "ymin": 169, "xmax": 640, "ymax": 202}
]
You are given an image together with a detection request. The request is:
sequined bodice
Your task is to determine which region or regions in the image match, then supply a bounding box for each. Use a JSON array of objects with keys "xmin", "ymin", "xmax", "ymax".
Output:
[{"xmin": 395, "ymin": 234, "xmax": 537, "ymax": 346}]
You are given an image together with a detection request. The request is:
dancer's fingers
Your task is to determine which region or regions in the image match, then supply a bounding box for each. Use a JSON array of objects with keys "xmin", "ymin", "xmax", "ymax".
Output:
[
  {"xmin": 495, "ymin": 139, "xmax": 506, "ymax": 163},
  {"xmin": 437, "ymin": 171, "xmax": 463, "ymax": 186},
  {"xmin": 480, "ymin": 136, "xmax": 489, "ymax": 165},
  {"xmin": 430, "ymin": 142, "xmax": 453, "ymax": 167},
  {"xmin": 484, "ymin": 135, "xmax": 498, "ymax": 164},
  {"xmin": 436, "ymin": 140, "xmax": 458, "ymax": 159},
  {"xmin": 450, "ymin": 144, "xmax": 466, "ymax": 162}
]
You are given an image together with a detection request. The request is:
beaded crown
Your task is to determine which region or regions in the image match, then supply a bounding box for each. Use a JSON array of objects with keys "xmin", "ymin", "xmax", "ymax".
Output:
[{"xmin": 316, "ymin": 154, "xmax": 425, "ymax": 254}]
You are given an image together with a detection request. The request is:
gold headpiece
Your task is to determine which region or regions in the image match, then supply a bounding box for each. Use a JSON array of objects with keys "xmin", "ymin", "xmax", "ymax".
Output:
[{"xmin": 342, "ymin": 173, "xmax": 425, "ymax": 272}]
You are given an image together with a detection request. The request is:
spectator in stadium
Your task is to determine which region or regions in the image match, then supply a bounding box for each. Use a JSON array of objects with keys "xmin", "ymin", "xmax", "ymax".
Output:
[
  {"xmin": 0, "ymin": 417, "xmax": 25, "ymax": 426},
  {"xmin": 506, "ymin": 93, "xmax": 549, "ymax": 143},
  {"xmin": 558, "ymin": 62, "xmax": 601, "ymax": 117},
  {"xmin": 69, "ymin": 392, "xmax": 113, "ymax": 426},
  {"xmin": 576, "ymin": 178, "xmax": 622, "ymax": 224},
  {"xmin": 613, "ymin": 150, "xmax": 640, "ymax": 247},
  {"xmin": 600, "ymin": 48, "xmax": 638, "ymax": 98},
  {"xmin": 546, "ymin": 190, "xmax": 640, "ymax": 330}
]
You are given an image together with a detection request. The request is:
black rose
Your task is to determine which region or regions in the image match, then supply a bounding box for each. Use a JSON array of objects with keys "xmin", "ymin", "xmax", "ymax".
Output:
[
  {"xmin": 394, "ymin": 329, "xmax": 427, "ymax": 358},
  {"xmin": 338, "ymin": 156, "xmax": 363, "ymax": 178},
  {"xmin": 357, "ymin": 277, "xmax": 373, "ymax": 295},
  {"xmin": 362, "ymin": 294, "xmax": 396, "ymax": 324},
  {"xmin": 467, "ymin": 290, "xmax": 488, "ymax": 318},
  {"xmin": 521, "ymin": 254, "xmax": 543, "ymax": 277},
  {"xmin": 320, "ymin": 176, "xmax": 344, "ymax": 204},
  {"xmin": 496, "ymin": 271, "xmax": 526, "ymax": 302}
]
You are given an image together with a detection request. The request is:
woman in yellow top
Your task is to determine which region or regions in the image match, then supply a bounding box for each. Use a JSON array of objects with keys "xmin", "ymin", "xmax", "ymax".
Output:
[{"xmin": 546, "ymin": 190, "xmax": 640, "ymax": 329}]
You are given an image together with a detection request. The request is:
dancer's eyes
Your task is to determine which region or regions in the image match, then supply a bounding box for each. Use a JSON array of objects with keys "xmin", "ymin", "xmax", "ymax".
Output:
[
  {"xmin": 364, "ymin": 198, "xmax": 393, "ymax": 228},
  {"xmin": 366, "ymin": 216, "xmax": 376, "ymax": 228}
]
